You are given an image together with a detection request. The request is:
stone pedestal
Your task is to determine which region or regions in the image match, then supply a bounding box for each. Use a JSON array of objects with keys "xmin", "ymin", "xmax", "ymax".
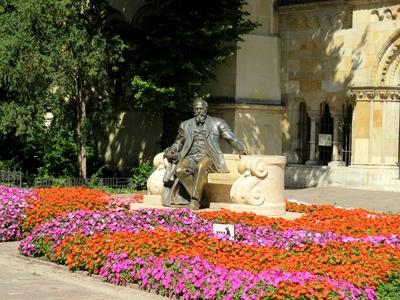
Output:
[
  {"xmin": 210, "ymin": 155, "xmax": 287, "ymax": 216},
  {"xmin": 143, "ymin": 152, "xmax": 167, "ymax": 206},
  {"xmin": 142, "ymin": 153, "xmax": 287, "ymax": 216}
]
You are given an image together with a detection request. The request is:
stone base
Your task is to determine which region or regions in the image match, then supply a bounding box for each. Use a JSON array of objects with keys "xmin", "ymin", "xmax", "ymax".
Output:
[
  {"xmin": 305, "ymin": 160, "xmax": 319, "ymax": 165},
  {"xmin": 142, "ymin": 194, "xmax": 162, "ymax": 205},
  {"xmin": 328, "ymin": 160, "xmax": 345, "ymax": 167},
  {"xmin": 130, "ymin": 200, "xmax": 301, "ymax": 220},
  {"xmin": 286, "ymin": 164, "xmax": 400, "ymax": 191},
  {"xmin": 209, "ymin": 202, "xmax": 288, "ymax": 217},
  {"xmin": 203, "ymin": 183, "xmax": 232, "ymax": 204}
]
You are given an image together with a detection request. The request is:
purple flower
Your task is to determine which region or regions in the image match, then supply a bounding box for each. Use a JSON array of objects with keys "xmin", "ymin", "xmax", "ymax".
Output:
[
  {"xmin": 0, "ymin": 186, "xmax": 35, "ymax": 242},
  {"xmin": 19, "ymin": 208, "xmax": 400, "ymax": 256},
  {"xmin": 99, "ymin": 254, "xmax": 376, "ymax": 300}
]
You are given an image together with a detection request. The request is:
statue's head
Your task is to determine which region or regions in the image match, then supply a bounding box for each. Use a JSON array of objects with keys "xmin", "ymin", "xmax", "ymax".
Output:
[{"xmin": 193, "ymin": 98, "xmax": 208, "ymax": 124}]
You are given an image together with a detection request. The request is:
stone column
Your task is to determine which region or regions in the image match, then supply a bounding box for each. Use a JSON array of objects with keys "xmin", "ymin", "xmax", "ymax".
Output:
[
  {"xmin": 306, "ymin": 110, "xmax": 319, "ymax": 165},
  {"xmin": 329, "ymin": 111, "xmax": 345, "ymax": 166}
]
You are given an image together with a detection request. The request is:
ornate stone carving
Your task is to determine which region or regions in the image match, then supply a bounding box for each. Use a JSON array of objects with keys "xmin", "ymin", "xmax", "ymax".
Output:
[
  {"xmin": 283, "ymin": 10, "xmax": 352, "ymax": 32},
  {"xmin": 230, "ymin": 155, "xmax": 286, "ymax": 209},
  {"xmin": 379, "ymin": 42, "xmax": 400, "ymax": 85},
  {"xmin": 371, "ymin": 7, "xmax": 399, "ymax": 21},
  {"xmin": 146, "ymin": 152, "xmax": 169, "ymax": 195},
  {"xmin": 349, "ymin": 87, "xmax": 400, "ymax": 102}
]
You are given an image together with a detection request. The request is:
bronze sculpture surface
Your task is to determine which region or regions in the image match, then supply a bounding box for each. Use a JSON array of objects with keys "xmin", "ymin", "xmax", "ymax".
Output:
[{"xmin": 163, "ymin": 99, "xmax": 246, "ymax": 210}]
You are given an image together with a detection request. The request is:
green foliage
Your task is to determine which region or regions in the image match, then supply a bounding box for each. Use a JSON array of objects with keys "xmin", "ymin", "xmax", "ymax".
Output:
[
  {"xmin": 378, "ymin": 271, "xmax": 400, "ymax": 299},
  {"xmin": 0, "ymin": 159, "xmax": 17, "ymax": 171},
  {"xmin": 99, "ymin": 186, "xmax": 136, "ymax": 194},
  {"xmin": 0, "ymin": 0, "xmax": 128, "ymax": 178},
  {"xmin": 131, "ymin": 75, "xmax": 176, "ymax": 109},
  {"xmin": 88, "ymin": 166, "xmax": 106, "ymax": 187},
  {"xmin": 131, "ymin": 160, "xmax": 153, "ymax": 191},
  {"xmin": 129, "ymin": 0, "xmax": 258, "ymax": 146}
]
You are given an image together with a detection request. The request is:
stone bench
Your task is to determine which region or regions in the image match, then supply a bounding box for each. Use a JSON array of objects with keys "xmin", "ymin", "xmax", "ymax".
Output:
[
  {"xmin": 203, "ymin": 154, "xmax": 241, "ymax": 204},
  {"xmin": 144, "ymin": 153, "xmax": 287, "ymax": 216}
]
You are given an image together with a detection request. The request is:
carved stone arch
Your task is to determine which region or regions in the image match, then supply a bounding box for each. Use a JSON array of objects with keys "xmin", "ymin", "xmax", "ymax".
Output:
[
  {"xmin": 371, "ymin": 29, "xmax": 400, "ymax": 86},
  {"xmin": 388, "ymin": 54, "xmax": 400, "ymax": 86}
]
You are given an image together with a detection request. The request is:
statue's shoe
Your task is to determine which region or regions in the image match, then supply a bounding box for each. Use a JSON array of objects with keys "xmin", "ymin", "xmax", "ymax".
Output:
[{"xmin": 188, "ymin": 199, "xmax": 200, "ymax": 210}]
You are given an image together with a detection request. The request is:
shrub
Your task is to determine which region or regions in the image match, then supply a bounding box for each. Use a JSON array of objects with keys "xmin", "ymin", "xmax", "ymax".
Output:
[{"xmin": 131, "ymin": 160, "xmax": 153, "ymax": 191}]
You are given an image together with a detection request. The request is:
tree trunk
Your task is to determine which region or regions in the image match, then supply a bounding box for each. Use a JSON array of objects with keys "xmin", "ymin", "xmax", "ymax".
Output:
[{"xmin": 77, "ymin": 91, "xmax": 87, "ymax": 179}]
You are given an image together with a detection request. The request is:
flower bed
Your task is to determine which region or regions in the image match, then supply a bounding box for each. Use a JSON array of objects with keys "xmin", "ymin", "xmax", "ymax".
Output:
[
  {"xmin": 0, "ymin": 186, "xmax": 143, "ymax": 241},
  {"xmin": 1, "ymin": 186, "xmax": 400, "ymax": 299},
  {"xmin": 0, "ymin": 186, "xmax": 34, "ymax": 241}
]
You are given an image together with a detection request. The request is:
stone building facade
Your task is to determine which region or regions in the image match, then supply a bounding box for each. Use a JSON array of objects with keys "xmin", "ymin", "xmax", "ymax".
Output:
[
  {"xmin": 205, "ymin": 0, "xmax": 400, "ymax": 190},
  {"xmin": 105, "ymin": 0, "xmax": 400, "ymax": 190},
  {"xmin": 278, "ymin": 0, "xmax": 400, "ymax": 190}
]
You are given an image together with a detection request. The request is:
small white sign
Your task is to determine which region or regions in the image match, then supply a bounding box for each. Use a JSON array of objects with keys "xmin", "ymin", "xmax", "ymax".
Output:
[
  {"xmin": 318, "ymin": 134, "xmax": 332, "ymax": 146},
  {"xmin": 213, "ymin": 223, "xmax": 235, "ymax": 240}
]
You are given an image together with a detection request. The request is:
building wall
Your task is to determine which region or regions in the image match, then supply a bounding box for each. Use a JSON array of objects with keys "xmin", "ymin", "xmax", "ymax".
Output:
[
  {"xmin": 280, "ymin": 0, "xmax": 400, "ymax": 167},
  {"xmin": 210, "ymin": 104, "xmax": 284, "ymax": 155},
  {"xmin": 104, "ymin": 0, "xmax": 400, "ymax": 188},
  {"xmin": 97, "ymin": 111, "xmax": 162, "ymax": 175},
  {"xmin": 204, "ymin": 0, "xmax": 285, "ymax": 157}
]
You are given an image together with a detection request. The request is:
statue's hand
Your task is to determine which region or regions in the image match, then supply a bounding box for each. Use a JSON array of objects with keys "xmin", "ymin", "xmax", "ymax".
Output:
[
  {"xmin": 164, "ymin": 147, "xmax": 179, "ymax": 162},
  {"xmin": 238, "ymin": 149, "xmax": 248, "ymax": 158}
]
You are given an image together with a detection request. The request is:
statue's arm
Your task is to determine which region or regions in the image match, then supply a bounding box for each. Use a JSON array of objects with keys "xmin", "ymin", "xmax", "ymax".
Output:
[{"xmin": 219, "ymin": 120, "xmax": 246, "ymax": 153}]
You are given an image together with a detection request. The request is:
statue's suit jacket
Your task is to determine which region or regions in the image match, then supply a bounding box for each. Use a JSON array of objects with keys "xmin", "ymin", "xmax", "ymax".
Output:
[{"xmin": 171, "ymin": 116, "xmax": 245, "ymax": 173}]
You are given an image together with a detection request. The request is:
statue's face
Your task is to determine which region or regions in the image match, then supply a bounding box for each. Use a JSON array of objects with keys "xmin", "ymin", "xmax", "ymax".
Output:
[{"xmin": 194, "ymin": 102, "xmax": 207, "ymax": 124}]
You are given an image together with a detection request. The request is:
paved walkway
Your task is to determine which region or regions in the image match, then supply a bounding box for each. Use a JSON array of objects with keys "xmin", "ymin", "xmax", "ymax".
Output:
[
  {"xmin": 0, "ymin": 242, "xmax": 166, "ymax": 300},
  {"xmin": 2, "ymin": 187, "xmax": 400, "ymax": 299},
  {"xmin": 286, "ymin": 187, "xmax": 400, "ymax": 213}
]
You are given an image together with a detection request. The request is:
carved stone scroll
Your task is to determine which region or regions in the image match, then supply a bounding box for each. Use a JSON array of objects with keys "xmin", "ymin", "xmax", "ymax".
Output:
[
  {"xmin": 227, "ymin": 155, "xmax": 287, "ymax": 216},
  {"xmin": 146, "ymin": 152, "xmax": 169, "ymax": 195}
]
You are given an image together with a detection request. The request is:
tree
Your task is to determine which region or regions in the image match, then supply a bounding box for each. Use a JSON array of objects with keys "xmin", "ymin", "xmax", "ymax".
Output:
[
  {"xmin": 0, "ymin": 0, "xmax": 126, "ymax": 178},
  {"xmin": 129, "ymin": 0, "xmax": 258, "ymax": 147}
]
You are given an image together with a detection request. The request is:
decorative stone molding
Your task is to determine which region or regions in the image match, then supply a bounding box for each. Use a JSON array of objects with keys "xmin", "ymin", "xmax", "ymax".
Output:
[
  {"xmin": 371, "ymin": 7, "xmax": 400, "ymax": 22},
  {"xmin": 229, "ymin": 155, "xmax": 287, "ymax": 215},
  {"xmin": 372, "ymin": 29, "xmax": 400, "ymax": 86},
  {"xmin": 146, "ymin": 152, "xmax": 169, "ymax": 195},
  {"xmin": 380, "ymin": 43, "xmax": 400, "ymax": 85},
  {"xmin": 286, "ymin": 12, "xmax": 351, "ymax": 31},
  {"xmin": 349, "ymin": 87, "xmax": 400, "ymax": 102},
  {"xmin": 281, "ymin": 3, "xmax": 352, "ymax": 31}
]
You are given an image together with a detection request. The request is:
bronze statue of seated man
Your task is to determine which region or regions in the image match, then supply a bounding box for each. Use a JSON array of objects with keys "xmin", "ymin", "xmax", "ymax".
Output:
[{"xmin": 162, "ymin": 99, "xmax": 246, "ymax": 210}]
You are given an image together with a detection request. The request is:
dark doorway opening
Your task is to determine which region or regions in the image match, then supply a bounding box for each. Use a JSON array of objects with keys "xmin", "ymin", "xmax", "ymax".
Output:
[
  {"xmin": 296, "ymin": 102, "xmax": 310, "ymax": 164},
  {"xmin": 342, "ymin": 103, "xmax": 353, "ymax": 166},
  {"xmin": 318, "ymin": 103, "xmax": 333, "ymax": 165}
]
